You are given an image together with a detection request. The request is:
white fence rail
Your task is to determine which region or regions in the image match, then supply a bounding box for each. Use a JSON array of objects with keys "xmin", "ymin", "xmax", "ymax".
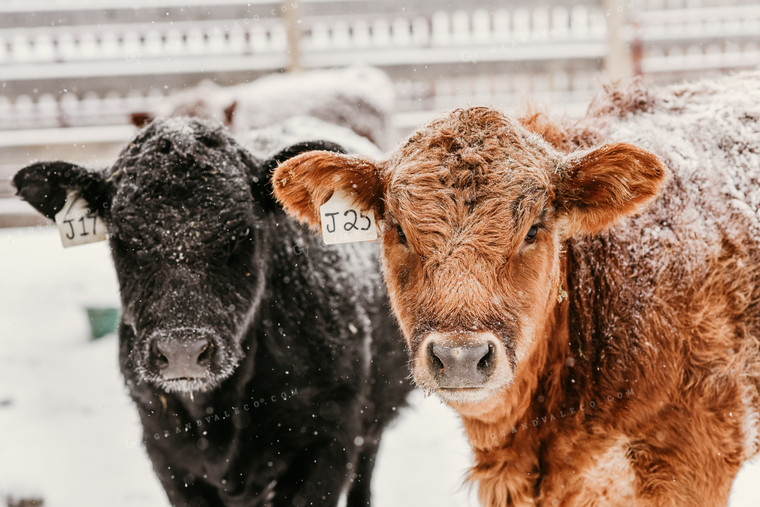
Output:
[
  {"xmin": 631, "ymin": 4, "xmax": 760, "ymax": 78},
  {"xmin": 0, "ymin": 0, "xmax": 607, "ymax": 134},
  {"xmin": 1, "ymin": 0, "xmax": 758, "ymax": 220}
]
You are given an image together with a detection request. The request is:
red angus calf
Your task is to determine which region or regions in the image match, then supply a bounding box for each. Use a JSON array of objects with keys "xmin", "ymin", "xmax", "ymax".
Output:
[{"xmin": 272, "ymin": 71, "xmax": 760, "ymax": 506}]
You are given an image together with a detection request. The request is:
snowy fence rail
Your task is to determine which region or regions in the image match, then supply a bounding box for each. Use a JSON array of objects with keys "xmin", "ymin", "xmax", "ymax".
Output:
[
  {"xmin": 2, "ymin": 0, "xmax": 757, "ymax": 134},
  {"xmin": 0, "ymin": 1, "xmax": 606, "ymax": 70},
  {"xmin": 1, "ymin": 0, "xmax": 757, "ymax": 128},
  {"xmin": 1, "ymin": 0, "xmax": 758, "ymax": 221},
  {"xmin": 631, "ymin": 4, "xmax": 760, "ymax": 78},
  {"xmin": 0, "ymin": 0, "xmax": 607, "ymax": 133}
]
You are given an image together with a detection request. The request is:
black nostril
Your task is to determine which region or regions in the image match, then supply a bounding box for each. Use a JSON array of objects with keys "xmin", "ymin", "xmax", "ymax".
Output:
[
  {"xmin": 196, "ymin": 340, "xmax": 214, "ymax": 367},
  {"xmin": 477, "ymin": 343, "xmax": 494, "ymax": 373},
  {"xmin": 151, "ymin": 340, "xmax": 169, "ymax": 368},
  {"xmin": 428, "ymin": 342, "xmax": 444, "ymax": 371}
]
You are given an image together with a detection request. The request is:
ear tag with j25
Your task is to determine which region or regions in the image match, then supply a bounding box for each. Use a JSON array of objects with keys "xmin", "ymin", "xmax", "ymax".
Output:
[
  {"xmin": 54, "ymin": 190, "xmax": 106, "ymax": 248},
  {"xmin": 319, "ymin": 189, "xmax": 378, "ymax": 245}
]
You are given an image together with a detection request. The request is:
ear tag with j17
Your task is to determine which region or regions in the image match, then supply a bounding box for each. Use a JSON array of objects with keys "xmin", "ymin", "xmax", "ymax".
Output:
[
  {"xmin": 54, "ymin": 190, "xmax": 106, "ymax": 248},
  {"xmin": 319, "ymin": 189, "xmax": 378, "ymax": 245}
]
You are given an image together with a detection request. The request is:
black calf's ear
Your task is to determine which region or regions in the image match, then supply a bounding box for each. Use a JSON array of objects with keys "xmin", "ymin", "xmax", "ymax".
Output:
[
  {"xmin": 247, "ymin": 140, "xmax": 348, "ymax": 213},
  {"xmin": 236, "ymin": 148, "xmax": 276, "ymax": 213},
  {"xmin": 13, "ymin": 161, "xmax": 111, "ymax": 220},
  {"xmin": 262, "ymin": 140, "xmax": 348, "ymax": 175}
]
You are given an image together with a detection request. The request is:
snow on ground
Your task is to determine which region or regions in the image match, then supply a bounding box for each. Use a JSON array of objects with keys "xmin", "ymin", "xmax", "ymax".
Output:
[
  {"xmin": 0, "ymin": 226, "xmax": 476, "ymax": 507},
  {"xmin": 0, "ymin": 225, "xmax": 758, "ymax": 506}
]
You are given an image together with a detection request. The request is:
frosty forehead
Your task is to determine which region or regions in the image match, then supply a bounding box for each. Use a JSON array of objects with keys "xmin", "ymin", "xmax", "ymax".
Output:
[
  {"xmin": 110, "ymin": 117, "xmax": 258, "ymax": 183},
  {"xmin": 107, "ymin": 118, "xmax": 258, "ymax": 252}
]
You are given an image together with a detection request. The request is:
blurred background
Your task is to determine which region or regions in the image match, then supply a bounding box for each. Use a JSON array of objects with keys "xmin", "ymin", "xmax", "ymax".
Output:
[
  {"xmin": 1, "ymin": 1, "xmax": 760, "ymax": 506},
  {"xmin": 1, "ymin": 0, "xmax": 759, "ymax": 225}
]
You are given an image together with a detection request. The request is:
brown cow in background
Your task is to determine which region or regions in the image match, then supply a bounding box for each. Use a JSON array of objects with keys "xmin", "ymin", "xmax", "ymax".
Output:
[{"xmin": 272, "ymin": 71, "xmax": 760, "ymax": 506}]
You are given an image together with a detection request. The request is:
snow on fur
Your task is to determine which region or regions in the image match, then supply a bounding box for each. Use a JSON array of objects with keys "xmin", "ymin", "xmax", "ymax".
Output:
[
  {"xmin": 272, "ymin": 70, "xmax": 760, "ymax": 506},
  {"xmin": 13, "ymin": 116, "xmax": 412, "ymax": 506},
  {"xmin": 142, "ymin": 66, "xmax": 395, "ymax": 149}
]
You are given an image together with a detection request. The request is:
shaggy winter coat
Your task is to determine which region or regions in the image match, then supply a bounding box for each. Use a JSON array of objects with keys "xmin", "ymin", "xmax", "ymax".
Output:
[
  {"xmin": 14, "ymin": 118, "xmax": 411, "ymax": 507},
  {"xmin": 271, "ymin": 71, "xmax": 760, "ymax": 506}
]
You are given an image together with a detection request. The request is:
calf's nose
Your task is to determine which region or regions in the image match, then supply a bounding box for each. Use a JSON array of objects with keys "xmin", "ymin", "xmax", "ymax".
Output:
[
  {"xmin": 429, "ymin": 341, "xmax": 494, "ymax": 388},
  {"xmin": 151, "ymin": 337, "xmax": 214, "ymax": 379}
]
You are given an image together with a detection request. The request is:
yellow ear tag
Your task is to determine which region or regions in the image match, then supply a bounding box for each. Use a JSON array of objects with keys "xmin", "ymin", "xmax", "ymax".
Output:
[
  {"xmin": 319, "ymin": 189, "xmax": 378, "ymax": 245},
  {"xmin": 54, "ymin": 190, "xmax": 106, "ymax": 248}
]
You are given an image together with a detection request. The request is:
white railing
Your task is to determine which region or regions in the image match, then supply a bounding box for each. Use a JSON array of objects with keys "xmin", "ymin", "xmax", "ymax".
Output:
[
  {"xmin": 1, "ymin": 0, "xmax": 755, "ymax": 123},
  {"xmin": 0, "ymin": 0, "xmax": 607, "ymax": 130},
  {"xmin": 631, "ymin": 4, "xmax": 760, "ymax": 78},
  {"xmin": 1, "ymin": 0, "xmax": 757, "ymax": 210}
]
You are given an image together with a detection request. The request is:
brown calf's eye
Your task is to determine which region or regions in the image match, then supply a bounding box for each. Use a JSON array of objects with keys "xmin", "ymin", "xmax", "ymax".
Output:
[
  {"xmin": 525, "ymin": 225, "xmax": 539, "ymax": 242},
  {"xmin": 397, "ymin": 225, "xmax": 407, "ymax": 245}
]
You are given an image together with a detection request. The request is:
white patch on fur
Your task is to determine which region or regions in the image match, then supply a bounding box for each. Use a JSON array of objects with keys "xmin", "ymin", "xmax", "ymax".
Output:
[
  {"xmin": 580, "ymin": 437, "xmax": 636, "ymax": 502},
  {"xmin": 163, "ymin": 66, "xmax": 395, "ymax": 150},
  {"xmin": 741, "ymin": 384, "xmax": 760, "ymax": 459},
  {"xmin": 244, "ymin": 115, "xmax": 383, "ymax": 160}
]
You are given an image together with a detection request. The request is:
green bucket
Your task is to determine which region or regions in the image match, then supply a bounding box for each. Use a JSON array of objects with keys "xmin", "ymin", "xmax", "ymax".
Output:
[{"xmin": 85, "ymin": 306, "xmax": 120, "ymax": 339}]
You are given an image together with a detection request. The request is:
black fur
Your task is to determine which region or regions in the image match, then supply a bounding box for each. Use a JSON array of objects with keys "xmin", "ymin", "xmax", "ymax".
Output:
[{"xmin": 14, "ymin": 118, "xmax": 411, "ymax": 507}]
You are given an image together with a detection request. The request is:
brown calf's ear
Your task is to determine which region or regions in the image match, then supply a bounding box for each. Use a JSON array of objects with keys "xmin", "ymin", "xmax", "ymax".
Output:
[
  {"xmin": 272, "ymin": 151, "xmax": 384, "ymax": 230},
  {"xmin": 555, "ymin": 143, "xmax": 666, "ymax": 235}
]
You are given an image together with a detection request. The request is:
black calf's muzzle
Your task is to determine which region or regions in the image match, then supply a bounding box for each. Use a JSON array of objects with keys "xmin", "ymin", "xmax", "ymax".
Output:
[
  {"xmin": 147, "ymin": 328, "xmax": 218, "ymax": 382},
  {"xmin": 152, "ymin": 336, "xmax": 214, "ymax": 379}
]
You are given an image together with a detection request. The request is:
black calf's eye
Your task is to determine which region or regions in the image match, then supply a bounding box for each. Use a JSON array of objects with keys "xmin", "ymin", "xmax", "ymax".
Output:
[
  {"xmin": 397, "ymin": 225, "xmax": 407, "ymax": 245},
  {"xmin": 199, "ymin": 134, "xmax": 221, "ymax": 149},
  {"xmin": 226, "ymin": 228, "xmax": 252, "ymax": 266},
  {"xmin": 157, "ymin": 138, "xmax": 172, "ymax": 154},
  {"xmin": 136, "ymin": 249, "xmax": 153, "ymax": 265},
  {"xmin": 525, "ymin": 225, "xmax": 539, "ymax": 243}
]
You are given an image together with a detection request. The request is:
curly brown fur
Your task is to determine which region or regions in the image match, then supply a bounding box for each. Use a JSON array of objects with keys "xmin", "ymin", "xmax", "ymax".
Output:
[{"xmin": 273, "ymin": 71, "xmax": 760, "ymax": 506}]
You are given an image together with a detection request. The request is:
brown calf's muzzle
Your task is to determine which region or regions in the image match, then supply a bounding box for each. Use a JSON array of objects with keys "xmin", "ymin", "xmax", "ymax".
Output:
[{"xmin": 415, "ymin": 331, "xmax": 513, "ymax": 404}]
